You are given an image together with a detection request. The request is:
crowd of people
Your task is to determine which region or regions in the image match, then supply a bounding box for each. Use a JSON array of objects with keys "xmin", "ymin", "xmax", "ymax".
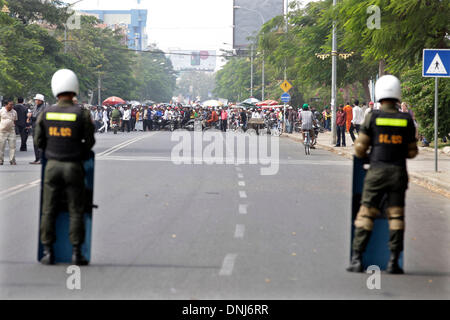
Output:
[{"xmin": 0, "ymin": 94, "xmax": 423, "ymax": 166}]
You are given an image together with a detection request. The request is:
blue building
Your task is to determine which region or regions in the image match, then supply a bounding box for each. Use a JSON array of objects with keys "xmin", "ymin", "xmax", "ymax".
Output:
[{"xmin": 81, "ymin": 9, "xmax": 148, "ymax": 51}]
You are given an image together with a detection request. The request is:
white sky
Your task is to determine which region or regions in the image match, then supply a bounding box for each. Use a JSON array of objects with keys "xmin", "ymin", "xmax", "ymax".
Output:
[{"xmin": 68, "ymin": 0, "xmax": 317, "ymax": 69}]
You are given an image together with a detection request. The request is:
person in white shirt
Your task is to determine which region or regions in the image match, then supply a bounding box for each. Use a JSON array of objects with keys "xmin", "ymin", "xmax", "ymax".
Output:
[
  {"xmin": 99, "ymin": 106, "xmax": 109, "ymax": 133},
  {"xmin": 0, "ymin": 99, "xmax": 18, "ymax": 165},
  {"xmin": 163, "ymin": 109, "xmax": 169, "ymax": 120},
  {"xmin": 122, "ymin": 105, "xmax": 131, "ymax": 132},
  {"xmin": 252, "ymin": 109, "xmax": 261, "ymax": 119},
  {"xmin": 352, "ymin": 100, "xmax": 365, "ymax": 134}
]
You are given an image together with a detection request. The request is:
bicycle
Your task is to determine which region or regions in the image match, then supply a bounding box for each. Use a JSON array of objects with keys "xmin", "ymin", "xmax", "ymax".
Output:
[{"xmin": 304, "ymin": 130, "xmax": 311, "ymax": 155}]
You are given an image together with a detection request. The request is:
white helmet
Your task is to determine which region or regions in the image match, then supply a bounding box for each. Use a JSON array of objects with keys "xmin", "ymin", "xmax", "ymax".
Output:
[
  {"xmin": 375, "ymin": 75, "xmax": 401, "ymax": 102},
  {"xmin": 51, "ymin": 69, "xmax": 79, "ymax": 98},
  {"xmin": 33, "ymin": 94, "xmax": 45, "ymax": 101}
]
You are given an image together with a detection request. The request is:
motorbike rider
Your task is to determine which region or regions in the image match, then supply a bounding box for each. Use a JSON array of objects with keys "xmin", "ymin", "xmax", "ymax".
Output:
[
  {"xmin": 207, "ymin": 107, "xmax": 219, "ymax": 127},
  {"xmin": 110, "ymin": 106, "xmax": 121, "ymax": 132}
]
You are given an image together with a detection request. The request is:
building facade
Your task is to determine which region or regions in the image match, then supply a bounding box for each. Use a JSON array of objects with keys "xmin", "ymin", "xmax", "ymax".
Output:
[{"xmin": 80, "ymin": 9, "xmax": 148, "ymax": 51}]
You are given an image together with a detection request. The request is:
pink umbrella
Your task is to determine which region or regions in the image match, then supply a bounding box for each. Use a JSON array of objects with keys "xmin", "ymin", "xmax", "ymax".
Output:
[{"xmin": 256, "ymin": 100, "xmax": 279, "ymax": 106}]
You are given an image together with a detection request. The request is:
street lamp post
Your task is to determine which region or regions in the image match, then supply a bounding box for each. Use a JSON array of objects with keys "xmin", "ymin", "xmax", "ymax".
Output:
[
  {"xmin": 331, "ymin": 0, "xmax": 337, "ymax": 145},
  {"xmin": 250, "ymin": 44, "xmax": 254, "ymax": 97}
]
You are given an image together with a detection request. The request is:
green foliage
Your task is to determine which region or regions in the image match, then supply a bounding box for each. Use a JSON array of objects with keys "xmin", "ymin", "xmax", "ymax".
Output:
[
  {"xmin": 132, "ymin": 49, "xmax": 177, "ymax": 103},
  {"xmin": 402, "ymin": 63, "xmax": 450, "ymax": 141},
  {"xmin": 216, "ymin": 0, "xmax": 449, "ymax": 135},
  {"xmin": 0, "ymin": 13, "xmax": 66, "ymax": 99},
  {"xmin": 214, "ymin": 57, "xmax": 254, "ymax": 101},
  {"xmin": 6, "ymin": 0, "xmax": 69, "ymax": 26},
  {"xmin": 0, "ymin": 5, "xmax": 176, "ymax": 104},
  {"xmin": 337, "ymin": 0, "xmax": 450, "ymax": 74},
  {"xmin": 175, "ymin": 71, "xmax": 215, "ymax": 101}
]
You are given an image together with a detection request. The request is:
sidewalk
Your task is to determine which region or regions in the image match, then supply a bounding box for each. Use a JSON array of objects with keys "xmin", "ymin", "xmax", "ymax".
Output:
[{"xmin": 284, "ymin": 131, "xmax": 450, "ymax": 199}]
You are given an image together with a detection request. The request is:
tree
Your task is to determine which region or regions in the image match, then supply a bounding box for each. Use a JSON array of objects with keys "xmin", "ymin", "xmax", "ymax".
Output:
[
  {"xmin": 0, "ymin": 11, "xmax": 70, "ymax": 100},
  {"xmin": 402, "ymin": 63, "xmax": 450, "ymax": 141},
  {"xmin": 176, "ymin": 71, "xmax": 216, "ymax": 102},
  {"xmin": 5, "ymin": 0, "xmax": 69, "ymax": 26},
  {"xmin": 337, "ymin": 0, "xmax": 450, "ymax": 74},
  {"xmin": 214, "ymin": 57, "xmax": 254, "ymax": 102},
  {"xmin": 132, "ymin": 48, "xmax": 177, "ymax": 103}
]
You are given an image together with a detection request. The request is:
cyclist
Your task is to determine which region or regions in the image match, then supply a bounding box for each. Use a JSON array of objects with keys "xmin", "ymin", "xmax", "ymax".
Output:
[{"xmin": 298, "ymin": 104, "xmax": 316, "ymax": 149}]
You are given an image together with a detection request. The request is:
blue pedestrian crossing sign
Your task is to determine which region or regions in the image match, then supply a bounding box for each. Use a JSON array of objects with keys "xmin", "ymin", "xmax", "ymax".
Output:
[
  {"xmin": 281, "ymin": 92, "xmax": 291, "ymax": 103},
  {"xmin": 423, "ymin": 49, "xmax": 450, "ymax": 77}
]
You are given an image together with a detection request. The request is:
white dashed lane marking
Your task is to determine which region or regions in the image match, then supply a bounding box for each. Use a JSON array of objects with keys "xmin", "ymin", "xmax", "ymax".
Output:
[
  {"xmin": 219, "ymin": 254, "xmax": 238, "ymax": 276},
  {"xmin": 237, "ymin": 173, "xmax": 244, "ymax": 179},
  {"xmin": 239, "ymin": 191, "xmax": 247, "ymax": 199},
  {"xmin": 239, "ymin": 204, "xmax": 248, "ymax": 215},
  {"xmin": 238, "ymin": 181, "xmax": 246, "ymax": 187},
  {"xmin": 234, "ymin": 225, "xmax": 245, "ymax": 239}
]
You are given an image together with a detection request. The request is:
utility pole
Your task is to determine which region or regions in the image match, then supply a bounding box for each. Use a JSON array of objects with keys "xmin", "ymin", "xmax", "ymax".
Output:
[
  {"xmin": 98, "ymin": 73, "xmax": 101, "ymax": 106},
  {"xmin": 284, "ymin": 0, "xmax": 288, "ymax": 82},
  {"xmin": 283, "ymin": 0, "xmax": 288, "ymax": 132},
  {"xmin": 64, "ymin": 26, "xmax": 67, "ymax": 53},
  {"xmin": 262, "ymin": 45, "xmax": 265, "ymax": 101},
  {"xmin": 331, "ymin": 0, "xmax": 337, "ymax": 145}
]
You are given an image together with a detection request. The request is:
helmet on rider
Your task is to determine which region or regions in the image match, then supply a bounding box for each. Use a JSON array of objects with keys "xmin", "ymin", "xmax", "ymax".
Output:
[{"xmin": 302, "ymin": 103, "xmax": 309, "ymax": 110}]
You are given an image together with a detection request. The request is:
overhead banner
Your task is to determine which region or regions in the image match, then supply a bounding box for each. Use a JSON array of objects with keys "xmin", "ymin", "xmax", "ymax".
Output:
[{"xmin": 168, "ymin": 50, "xmax": 216, "ymax": 71}]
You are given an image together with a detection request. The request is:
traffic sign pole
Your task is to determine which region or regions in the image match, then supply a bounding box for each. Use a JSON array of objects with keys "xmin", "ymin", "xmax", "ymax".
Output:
[
  {"xmin": 423, "ymin": 49, "xmax": 449, "ymax": 173},
  {"xmin": 435, "ymin": 77, "xmax": 438, "ymax": 172}
]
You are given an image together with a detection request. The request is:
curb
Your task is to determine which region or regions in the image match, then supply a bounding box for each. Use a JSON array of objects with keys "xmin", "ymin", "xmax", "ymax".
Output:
[{"xmin": 283, "ymin": 133, "xmax": 450, "ymax": 199}]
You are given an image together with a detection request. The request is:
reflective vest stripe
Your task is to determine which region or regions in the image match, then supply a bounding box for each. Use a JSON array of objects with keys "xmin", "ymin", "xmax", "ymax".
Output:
[
  {"xmin": 46, "ymin": 112, "xmax": 77, "ymax": 122},
  {"xmin": 375, "ymin": 118, "xmax": 407, "ymax": 127}
]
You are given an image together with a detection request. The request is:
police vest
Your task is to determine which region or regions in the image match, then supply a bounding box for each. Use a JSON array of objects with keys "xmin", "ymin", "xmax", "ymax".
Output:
[
  {"xmin": 368, "ymin": 110, "xmax": 414, "ymax": 167},
  {"xmin": 42, "ymin": 105, "xmax": 84, "ymax": 161}
]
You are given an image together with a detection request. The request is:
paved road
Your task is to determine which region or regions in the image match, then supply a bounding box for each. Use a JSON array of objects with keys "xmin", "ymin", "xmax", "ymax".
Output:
[{"xmin": 0, "ymin": 131, "xmax": 449, "ymax": 299}]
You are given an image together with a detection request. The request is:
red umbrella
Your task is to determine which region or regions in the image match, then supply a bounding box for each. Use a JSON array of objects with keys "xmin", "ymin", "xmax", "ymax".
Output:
[{"xmin": 103, "ymin": 96, "xmax": 126, "ymax": 106}]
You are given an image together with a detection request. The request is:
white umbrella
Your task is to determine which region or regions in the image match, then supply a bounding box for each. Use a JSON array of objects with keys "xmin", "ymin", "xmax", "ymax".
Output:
[
  {"xmin": 242, "ymin": 98, "xmax": 260, "ymax": 104},
  {"xmin": 129, "ymin": 100, "xmax": 141, "ymax": 107},
  {"xmin": 201, "ymin": 99, "xmax": 223, "ymax": 107}
]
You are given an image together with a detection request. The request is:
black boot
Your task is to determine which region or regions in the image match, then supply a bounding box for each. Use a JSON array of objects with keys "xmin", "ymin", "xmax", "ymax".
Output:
[
  {"xmin": 72, "ymin": 245, "xmax": 89, "ymax": 266},
  {"xmin": 347, "ymin": 228, "xmax": 371, "ymax": 272},
  {"xmin": 40, "ymin": 245, "xmax": 54, "ymax": 265},
  {"xmin": 387, "ymin": 251, "xmax": 404, "ymax": 274},
  {"xmin": 346, "ymin": 250, "xmax": 363, "ymax": 272}
]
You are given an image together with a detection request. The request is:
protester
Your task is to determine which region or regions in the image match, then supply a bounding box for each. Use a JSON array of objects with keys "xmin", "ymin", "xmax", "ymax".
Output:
[
  {"xmin": 29, "ymin": 94, "xmax": 46, "ymax": 164},
  {"xmin": 336, "ymin": 104, "xmax": 347, "ymax": 147},
  {"xmin": 14, "ymin": 98, "xmax": 29, "ymax": 151},
  {"xmin": 0, "ymin": 99, "xmax": 18, "ymax": 165}
]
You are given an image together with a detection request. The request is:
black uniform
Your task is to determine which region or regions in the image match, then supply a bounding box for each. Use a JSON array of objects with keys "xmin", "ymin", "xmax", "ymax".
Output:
[
  {"xmin": 350, "ymin": 105, "xmax": 417, "ymax": 273},
  {"xmin": 35, "ymin": 100, "xmax": 95, "ymax": 247}
]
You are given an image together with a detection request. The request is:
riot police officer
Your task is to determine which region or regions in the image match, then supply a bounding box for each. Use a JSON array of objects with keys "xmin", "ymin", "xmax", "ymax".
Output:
[
  {"xmin": 347, "ymin": 75, "xmax": 418, "ymax": 274},
  {"xmin": 35, "ymin": 69, "xmax": 95, "ymax": 265}
]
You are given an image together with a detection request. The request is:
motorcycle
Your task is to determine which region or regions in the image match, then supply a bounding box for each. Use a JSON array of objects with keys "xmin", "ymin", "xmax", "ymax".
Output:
[
  {"xmin": 153, "ymin": 116, "xmax": 175, "ymax": 131},
  {"xmin": 203, "ymin": 120, "xmax": 221, "ymax": 131},
  {"xmin": 312, "ymin": 123, "xmax": 324, "ymax": 146},
  {"xmin": 111, "ymin": 119, "xmax": 120, "ymax": 134}
]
